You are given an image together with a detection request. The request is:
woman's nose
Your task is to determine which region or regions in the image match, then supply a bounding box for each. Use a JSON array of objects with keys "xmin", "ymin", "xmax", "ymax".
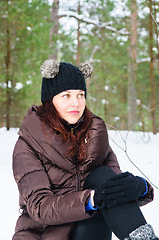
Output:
[{"xmin": 71, "ymin": 97, "xmax": 79, "ymax": 107}]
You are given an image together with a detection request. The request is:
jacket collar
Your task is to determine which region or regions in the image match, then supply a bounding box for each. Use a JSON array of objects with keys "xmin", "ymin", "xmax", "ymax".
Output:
[{"xmin": 61, "ymin": 115, "xmax": 84, "ymax": 133}]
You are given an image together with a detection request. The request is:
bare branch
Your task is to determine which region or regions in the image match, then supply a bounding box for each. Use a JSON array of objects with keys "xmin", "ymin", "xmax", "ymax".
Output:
[
  {"xmin": 148, "ymin": 104, "xmax": 159, "ymax": 112},
  {"xmin": 137, "ymin": 58, "xmax": 150, "ymax": 63},
  {"xmin": 139, "ymin": 103, "xmax": 159, "ymax": 112},
  {"xmin": 144, "ymin": 1, "xmax": 158, "ymax": 27},
  {"xmin": 59, "ymin": 11, "xmax": 129, "ymax": 36},
  {"xmin": 107, "ymin": 123, "xmax": 159, "ymax": 189}
]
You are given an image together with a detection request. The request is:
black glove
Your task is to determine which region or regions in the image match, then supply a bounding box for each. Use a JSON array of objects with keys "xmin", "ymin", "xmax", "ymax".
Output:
[
  {"xmin": 94, "ymin": 187, "xmax": 106, "ymax": 209},
  {"xmin": 100, "ymin": 172, "xmax": 147, "ymax": 207}
]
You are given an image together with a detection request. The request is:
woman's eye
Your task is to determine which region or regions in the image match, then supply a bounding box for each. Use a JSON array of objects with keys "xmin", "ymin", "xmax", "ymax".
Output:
[
  {"xmin": 78, "ymin": 93, "xmax": 85, "ymax": 98},
  {"xmin": 63, "ymin": 94, "xmax": 69, "ymax": 99}
]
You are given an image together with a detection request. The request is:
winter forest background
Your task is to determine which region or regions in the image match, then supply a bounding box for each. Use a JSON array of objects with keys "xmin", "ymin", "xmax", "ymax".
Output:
[
  {"xmin": 0, "ymin": 0, "xmax": 159, "ymax": 238},
  {"xmin": 0, "ymin": 0, "xmax": 159, "ymax": 133}
]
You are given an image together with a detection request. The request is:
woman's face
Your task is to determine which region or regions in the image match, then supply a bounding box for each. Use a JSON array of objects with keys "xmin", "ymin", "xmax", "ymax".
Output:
[{"xmin": 53, "ymin": 89, "xmax": 86, "ymax": 124}]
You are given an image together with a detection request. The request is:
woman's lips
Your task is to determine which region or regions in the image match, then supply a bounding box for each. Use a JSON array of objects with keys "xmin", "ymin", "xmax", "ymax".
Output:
[{"xmin": 68, "ymin": 111, "xmax": 79, "ymax": 115}]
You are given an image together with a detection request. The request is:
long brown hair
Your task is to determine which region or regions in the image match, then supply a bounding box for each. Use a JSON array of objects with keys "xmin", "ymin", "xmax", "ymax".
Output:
[{"xmin": 37, "ymin": 100, "xmax": 92, "ymax": 163}]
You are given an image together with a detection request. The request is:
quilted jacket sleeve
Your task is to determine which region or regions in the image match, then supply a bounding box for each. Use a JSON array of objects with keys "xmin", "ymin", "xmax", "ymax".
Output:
[
  {"xmin": 13, "ymin": 137, "xmax": 91, "ymax": 226},
  {"xmin": 104, "ymin": 145, "xmax": 121, "ymax": 174}
]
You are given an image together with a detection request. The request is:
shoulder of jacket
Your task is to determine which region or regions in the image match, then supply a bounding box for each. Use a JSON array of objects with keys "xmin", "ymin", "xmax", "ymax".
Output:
[
  {"xmin": 18, "ymin": 105, "xmax": 41, "ymax": 138},
  {"xmin": 89, "ymin": 112, "xmax": 107, "ymax": 132},
  {"xmin": 90, "ymin": 112, "xmax": 105, "ymax": 125},
  {"xmin": 20, "ymin": 105, "xmax": 39, "ymax": 123}
]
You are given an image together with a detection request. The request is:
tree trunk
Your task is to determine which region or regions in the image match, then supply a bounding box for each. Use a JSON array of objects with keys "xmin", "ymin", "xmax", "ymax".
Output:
[
  {"xmin": 5, "ymin": 0, "xmax": 11, "ymax": 131},
  {"xmin": 76, "ymin": 0, "xmax": 81, "ymax": 65},
  {"xmin": 127, "ymin": 0, "xmax": 138, "ymax": 130},
  {"xmin": 149, "ymin": 0, "xmax": 157, "ymax": 134},
  {"xmin": 153, "ymin": 0, "xmax": 159, "ymax": 63},
  {"xmin": 49, "ymin": 0, "xmax": 59, "ymax": 60}
]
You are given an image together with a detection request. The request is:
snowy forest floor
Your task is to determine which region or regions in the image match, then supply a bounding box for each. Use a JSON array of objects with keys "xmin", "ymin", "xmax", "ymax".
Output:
[{"xmin": 0, "ymin": 128, "xmax": 158, "ymax": 239}]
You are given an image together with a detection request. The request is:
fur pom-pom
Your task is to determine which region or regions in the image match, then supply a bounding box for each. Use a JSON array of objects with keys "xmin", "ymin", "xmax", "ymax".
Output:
[
  {"xmin": 78, "ymin": 62, "xmax": 93, "ymax": 79},
  {"xmin": 40, "ymin": 59, "xmax": 60, "ymax": 79}
]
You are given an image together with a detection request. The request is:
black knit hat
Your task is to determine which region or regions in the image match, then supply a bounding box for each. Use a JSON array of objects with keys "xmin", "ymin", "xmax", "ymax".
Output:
[{"xmin": 40, "ymin": 60, "xmax": 93, "ymax": 104}]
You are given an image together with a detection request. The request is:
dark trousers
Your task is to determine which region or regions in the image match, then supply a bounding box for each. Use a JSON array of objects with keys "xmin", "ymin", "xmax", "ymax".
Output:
[{"xmin": 71, "ymin": 166, "xmax": 146, "ymax": 240}]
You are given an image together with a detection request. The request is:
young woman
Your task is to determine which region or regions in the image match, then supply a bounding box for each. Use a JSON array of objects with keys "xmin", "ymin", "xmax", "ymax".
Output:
[{"xmin": 12, "ymin": 60, "xmax": 158, "ymax": 240}]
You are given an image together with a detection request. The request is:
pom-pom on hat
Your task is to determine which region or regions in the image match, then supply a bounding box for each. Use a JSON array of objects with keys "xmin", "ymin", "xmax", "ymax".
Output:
[{"xmin": 40, "ymin": 59, "xmax": 93, "ymax": 104}]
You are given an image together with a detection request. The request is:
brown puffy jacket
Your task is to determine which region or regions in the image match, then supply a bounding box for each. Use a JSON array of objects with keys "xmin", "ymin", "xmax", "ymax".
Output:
[{"xmin": 12, "ymin": 105, "xmax": 153, "ymax": 240}]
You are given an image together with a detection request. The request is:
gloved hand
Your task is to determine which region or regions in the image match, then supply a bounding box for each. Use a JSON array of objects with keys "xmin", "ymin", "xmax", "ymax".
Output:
[
  {"xmin": 94, "ymin": 187, "xmax": 106, "ymax": 209},
  {"xmin": 94, "ymin": 172, "xmax": 147, "ymax": 208},
  {"xmin": 101, "ymin": 172, "xmax": 147, "ymax": 207}
]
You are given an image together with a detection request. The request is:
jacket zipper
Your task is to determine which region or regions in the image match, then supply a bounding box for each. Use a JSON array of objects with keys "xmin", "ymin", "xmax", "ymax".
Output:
[
  {"xmin": 71, "ymin": 127, "xmax": 80, "ymax": 191},
  {"xmin": 76, "ymin": 162, "xmax": 80, "ymax": 191}
]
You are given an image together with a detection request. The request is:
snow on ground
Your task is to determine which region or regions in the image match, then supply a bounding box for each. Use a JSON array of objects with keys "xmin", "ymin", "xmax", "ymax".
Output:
[{"xmin": 0, "ymin": 128, "xmax": 158, "ymax": 239}]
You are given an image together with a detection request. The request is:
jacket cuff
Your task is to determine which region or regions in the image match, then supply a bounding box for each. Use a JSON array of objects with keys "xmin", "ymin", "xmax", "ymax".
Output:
[
  {"xmin": 139, "ymin": 177, "xmax": 148, "ymax": 197},
  {"xmin": 85, "ymin": 191, "xmax": 97, "ymax": 211}
]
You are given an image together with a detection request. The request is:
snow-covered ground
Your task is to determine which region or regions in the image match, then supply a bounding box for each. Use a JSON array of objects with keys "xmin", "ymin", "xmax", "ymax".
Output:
[{"xmin": 0, "ymin": 128, "xmax": 158, "ymax": 239}]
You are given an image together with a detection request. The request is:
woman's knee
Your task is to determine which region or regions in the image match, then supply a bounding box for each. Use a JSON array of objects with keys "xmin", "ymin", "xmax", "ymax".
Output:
[
  {"xmin": 71, "ymin": 211, "xmax": 112, "ymax": 240},
  {"xmin": 83, "ymin": 166, "xmax": 117, "ymax": 190}
]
